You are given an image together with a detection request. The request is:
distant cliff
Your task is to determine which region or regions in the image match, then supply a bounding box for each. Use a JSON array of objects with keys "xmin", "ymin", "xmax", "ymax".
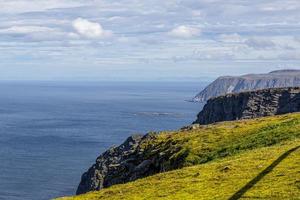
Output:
[
  {"xmin": 194, "ymin": 87, "xmax": 300, "ymax": 125},
  {"xmin": 193, "ymin": 69, "xmax": 300, "ymax": 102}
]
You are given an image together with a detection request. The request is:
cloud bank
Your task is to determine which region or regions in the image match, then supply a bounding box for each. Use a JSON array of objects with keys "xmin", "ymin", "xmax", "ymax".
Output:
[{"xmin": 0, "ymin": 0, "xmax": 299, "ymax": 80}]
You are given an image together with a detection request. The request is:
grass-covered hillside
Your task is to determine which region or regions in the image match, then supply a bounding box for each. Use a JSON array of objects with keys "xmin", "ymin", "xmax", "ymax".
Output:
[{"xmin": 58, "ymin": 113, "xmax": 300, "ymax": 200}]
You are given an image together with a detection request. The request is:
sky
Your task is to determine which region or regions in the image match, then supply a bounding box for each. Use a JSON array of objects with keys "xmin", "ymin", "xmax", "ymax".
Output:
[{"xmin": 0, "ymin": 0, "xmax": 300, "ymax": 81}]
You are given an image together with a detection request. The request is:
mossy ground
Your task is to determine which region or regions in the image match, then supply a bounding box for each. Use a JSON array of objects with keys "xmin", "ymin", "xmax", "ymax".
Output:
[{"xmin": 57, "ymin": 113, "xmax": 300, "ymax": 200}]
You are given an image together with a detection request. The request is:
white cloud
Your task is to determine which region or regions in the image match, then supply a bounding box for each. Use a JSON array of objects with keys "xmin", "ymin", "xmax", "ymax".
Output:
[
  {"xmin": 0, "ymin": 26, "xmax": 54, "ymax": 34},
  {"xmin": 278, "ymin": 52, "xmax": 300, "ymax": 60},
  {"xmin": 168, "ymin": 25, "xmax": 200, "ymax": 39},
  {"xmin": 0, "ymin": 0, "xmax": 300, "ymax": 75},
  {"xmin": 294, "ymin": 36, "xmax": 300, "ymax": 43},
  {"xmin": 0, "ymin": 0, "xmax": 86, "ymax": 14},
  {"xmin": 245, "ymin": 37, "xmax": 276, "ymax": 49},
  {"xmin": 0, "ymin": 25, "xmax": 79, "ymax": 41},
  {"xmin": 218, "ymin": 33, "xmax": 243, "ymax": 43},
  {"xmin": 72, "ymin": 18, "xmax": 113, "ymax": 39},
  {"xmin": 259, "ymin": 1, "xmax": 300, "ymax": 12}
]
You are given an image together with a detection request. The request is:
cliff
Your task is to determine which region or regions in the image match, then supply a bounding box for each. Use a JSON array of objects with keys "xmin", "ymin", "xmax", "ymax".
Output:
[
  {"xmin": 63, "ymin": 113, "xmax": 300, "ymax": 198},
  {"xmin": 194, "ymin": 87, "xmax": 300, "ymax": 125},
  {"xmin": 76, "ymin": 134, "xmax": 146, "ymax": 195},
  {"xmin": 192, "ymin": 69, "xmax": 300, "ymax": 102},
  {"xmin": 76, "ymin": 133, "xmax": 177, "ymax": 195},
  {"xmin": 74, "ymin": 87, "xmax": 300, "ymax": 196},
  {"xmin": 58, "ymin": 139, "xmax": 300, "ymax": 200}
]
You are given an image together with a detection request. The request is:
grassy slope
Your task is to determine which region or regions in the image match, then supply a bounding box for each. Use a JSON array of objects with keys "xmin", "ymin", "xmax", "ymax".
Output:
[
  {"xmin": 58, "ymin": 113, "xmax": 300, "ymax": 200},
  {"xmin": 140, "ymin": 112, "xmax": 300, "ymax": 171}
]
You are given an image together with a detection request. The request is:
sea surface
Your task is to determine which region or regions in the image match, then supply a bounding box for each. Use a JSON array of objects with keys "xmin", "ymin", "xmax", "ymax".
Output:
[{"xmin": 0, "ymin": 81, "xmax": 205, "ymax": 200}]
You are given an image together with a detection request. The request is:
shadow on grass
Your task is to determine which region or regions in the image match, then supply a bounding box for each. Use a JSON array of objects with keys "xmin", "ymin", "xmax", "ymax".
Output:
[{"xmin": 228, "ymin": 145, "xmax": 300, "ymax": 200}]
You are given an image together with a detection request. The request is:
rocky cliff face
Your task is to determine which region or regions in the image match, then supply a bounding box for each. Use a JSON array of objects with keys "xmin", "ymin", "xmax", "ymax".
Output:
[
  {"xmin": 76, "ymin": 135, "xmax": 144, "ymax": 195},
  {"xmin": 194, "ymin": 87, "xmax": 300, "ymax": 125},
  {"xmin": 193, "ymin": 69, "xmax": 300, "ymax": 102},
  {"xmin": 76, "ymin": 133, "xmax": 181, "ymax": 195}
]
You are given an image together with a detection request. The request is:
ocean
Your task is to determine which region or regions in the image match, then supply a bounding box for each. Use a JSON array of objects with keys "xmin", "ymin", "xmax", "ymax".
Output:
[{"xmin": 0, "ymin": 81, "xmax": 205, "ymax": 200}]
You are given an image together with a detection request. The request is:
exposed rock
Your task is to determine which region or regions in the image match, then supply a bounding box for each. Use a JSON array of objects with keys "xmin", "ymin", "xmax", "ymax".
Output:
[
  {"xmin": 194, "ymin": 87, "xmax": 300, "ymax": 125},
  {"xmin": 180, "ymin": 124, "xmax": 201, "ymax": 131},
  {"xmin": 76, "ymin": 133, "xmax": 178, "ymax": 195},
  {"xmin": 192, "ymin": 69, "xmax": 300, "ymax": 103},
  {"xmin": 76, "ymin": 134, "xmax": 143, "ymax": 194}
]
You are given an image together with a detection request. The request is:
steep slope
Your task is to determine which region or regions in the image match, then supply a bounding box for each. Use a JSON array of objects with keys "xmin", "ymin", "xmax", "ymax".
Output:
[
  {"xmin": 192, "ymin": 69, "xmax": 300, "ymax": 102},
  {"xmin": 57, "ymin": 115, "xmax": 300, "ymax": 199},
  {"xmin": 69, "ymin": 113, "xmax": 300, "ymax": 196},
  {"xmin": 194, "ymin": 87, "xmax": 300, "ymax": 125}
]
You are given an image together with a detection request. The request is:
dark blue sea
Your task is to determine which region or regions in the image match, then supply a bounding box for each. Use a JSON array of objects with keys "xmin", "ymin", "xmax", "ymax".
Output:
[{"xmin": 0, "ymin": 81, "xmax": 205, "ymax": 200}]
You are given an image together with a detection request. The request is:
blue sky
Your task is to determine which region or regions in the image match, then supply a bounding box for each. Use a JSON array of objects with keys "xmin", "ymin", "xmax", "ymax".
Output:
[{"xmin": 0, "ymin": 0, "xmax": 300, "ymax": 81}]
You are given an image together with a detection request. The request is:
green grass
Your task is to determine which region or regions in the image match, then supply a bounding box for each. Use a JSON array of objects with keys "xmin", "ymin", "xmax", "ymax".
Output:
[
  {"xmin": 57, "ymin": 113, "xmax": 300, "ymax": 200},
  {"xmin": 140, "ymin": 113, "xmax": 300, "ymax": 170},
  {"xmin": 58, "ymin": 140, "xmax": 300, "ymax": 200}
]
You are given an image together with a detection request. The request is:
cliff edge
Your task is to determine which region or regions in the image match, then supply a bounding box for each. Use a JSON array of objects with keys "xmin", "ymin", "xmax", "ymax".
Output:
[{"xmin": 194, "ymin": 87, "xmax": 300, "ymax": 124}]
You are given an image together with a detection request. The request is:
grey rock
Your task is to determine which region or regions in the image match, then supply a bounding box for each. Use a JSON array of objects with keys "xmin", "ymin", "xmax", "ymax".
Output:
[
  {"xmin": 180, "ymin": 124, "xmax": 201, "ymax": 131},
  {"xmin": 194, "ymin": 87, "xmax": 300, "ymax": 125},
  {"xmin": 76, "ymin": 133, "xmax": 163, "ymax": 195},
  {"xmin": 193, "ymin": 69, "xmax": 300, "ymax": 103},
  {"xmin": 77, "ymin": 134, "xmax": 141, "ymax": 194},
  {"xmin": 76, "ymin": 131, "xmax": 183, "ymax": 195}
]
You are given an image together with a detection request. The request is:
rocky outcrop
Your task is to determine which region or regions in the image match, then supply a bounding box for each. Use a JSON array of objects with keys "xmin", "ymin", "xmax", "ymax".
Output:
[
  {"xmin": 76, "ymin": 133, "xmax": 181, "ymax": 195},
  {"xmin": 193, "ymin": 69, "xmax": 300, "ymax": 102},
  {"xmin": 194, "ymin": 87, "xmax": 300, "ymax": 125},
  {"xmin": 76, "ymin": 135, "xmax": 143, "ymax": 194}
]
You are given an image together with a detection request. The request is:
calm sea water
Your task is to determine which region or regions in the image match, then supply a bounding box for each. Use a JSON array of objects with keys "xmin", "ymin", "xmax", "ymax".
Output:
[{"xmin": 0, "ymin": 81, "xmax": 205, "ymax": 200}]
